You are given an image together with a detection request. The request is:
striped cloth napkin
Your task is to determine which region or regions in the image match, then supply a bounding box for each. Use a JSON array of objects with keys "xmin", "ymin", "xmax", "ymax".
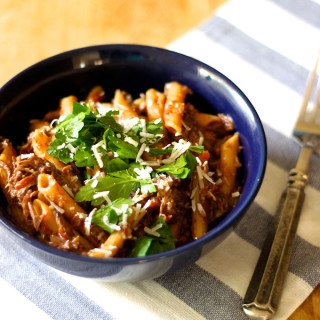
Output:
[{"xmin": 1, "ymin": 0, "xmax": 320, "ymax": 319}]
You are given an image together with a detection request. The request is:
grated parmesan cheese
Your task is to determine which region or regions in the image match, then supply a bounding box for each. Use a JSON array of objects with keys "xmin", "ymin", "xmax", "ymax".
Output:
[
  {"xmin": 203, "ymin": 172, "xmax": 215, "ymax": 185},
  {"xmin": 124, "ymin": 136, "xmax": 139, "ymax": 147},
  {"xmin": 151, "ymin": 223, "xmax": 163, "ymax": 232},
  {"xmin": 50, "ymin": 202, "xmax": 65, "ymax": 214},
  {"xmin": 190, "ymin": 186, "xmax": 198, "ymax": 199},
  {"xmin": 91, "ymin": 142, "xmax": 104, "ymax": 168},
  {"xmin": 140, "ymin": 118, "xmax": 146, "ymax": 132},
  {"xmin": 144, "ymin": 226, "xmax": 160, "ymax": 237},
  {"xmin": 63, "ymin": 185, "xmax": 74, "ymax": 197},
  {"xmin": 142, "ymin": 199, "xmax": 151, "ymax": 210},
  {"xmin": 191, "ymin": 199, "xmax": 196, "ymax": 212},
  {"xmin": 198, "ymin": 131, "xmax": 204, "ymax": 146},
  {"xmin": 66, "ymin": 143, "xmax": 77, "ymax": 153},
  {"xmin": 91, "ymin": 179, "xmax": 98, "ymax": 188},
  {"xmin": 197, "ymin": 203, "xmax": 206, "ymax": 216},
  {"xmin": 122, "ymin": 211, "xmax": 128, "ymax": 229},
  {"xmin": 182, "ymin": 121, "xmax": 191, "ymax": 131},
  {"xmin": 84, "ymin": 208, "xmax": 97, "ymax": 236},
  {"xmin": 93, "ymin": 191, "xmax": 111, "ymax": 204},
  {"xmin": 102, "ymin": 215, "xmax": 121, "ymax": 231},
  {"xmin": 161, "ymin": 139, "xmax": 191, "ymax": 164},
  {"xmin": 139, "ymin": 132, "xmax": 155, "ymax": 138},
  {"xmin": 139, "ymin": 160, "xmax": 161, "ymax": 167},
  {"xmin": 132, "ymin": 189, "xmax": 145, "ymax": 202},
  {"xmin": 119, "ymin": 117, "xmax": 140, "ymax": 133},
  {"xmin": 196, "ymin": 165, "xmax": 205, "ymax": 189},
  {"xmin": 20, "ymin": 153, "xmax": 35, "ymax": 159},
  {"xmin": 136, "ymin": 143, "xmax": 147, "ymax": 162},
  {"xmin": 131, "ymin": 203, "xmax": 142, "ymax": 221},
  {"xmin": 134, "ymin": 166, "xmax": 153, "ymax": 180},
  {"xmin": 75, "ymin": 212, "xmax": 87, "ymax": 219},
  {"xmin": 96, "ymin": 103, "xmax": 113, "ymax": 116}
]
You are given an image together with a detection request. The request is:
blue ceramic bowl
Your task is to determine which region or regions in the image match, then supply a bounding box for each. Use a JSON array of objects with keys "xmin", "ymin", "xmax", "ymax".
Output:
[{"xmin": 0, "ymin": 44, "xmax": 266, "ymax": 281}]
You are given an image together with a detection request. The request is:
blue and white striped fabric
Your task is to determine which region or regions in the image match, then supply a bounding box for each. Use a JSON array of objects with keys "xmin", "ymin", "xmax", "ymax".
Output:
[{"xmin": 1, "ymin": 0, "xmax": 320, "ymax": 319}]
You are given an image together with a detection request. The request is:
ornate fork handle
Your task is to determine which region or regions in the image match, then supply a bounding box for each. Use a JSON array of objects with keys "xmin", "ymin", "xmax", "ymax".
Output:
[{"xmin": 242, "ymin": 147, "xmax": 311, "ymax": 320}]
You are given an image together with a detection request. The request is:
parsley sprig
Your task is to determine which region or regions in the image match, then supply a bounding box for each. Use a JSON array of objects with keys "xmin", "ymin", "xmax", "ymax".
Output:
[
  {"xmin": 75, "ymin": 164, "xmax": 156, "ymax": 206},
  {"xmin": 47, "ymin": 100, "xmax": 205, "ymax": 253},
  {"xmin": 128, "ymin": 217, "xmax": 176, "ymax": 257}
]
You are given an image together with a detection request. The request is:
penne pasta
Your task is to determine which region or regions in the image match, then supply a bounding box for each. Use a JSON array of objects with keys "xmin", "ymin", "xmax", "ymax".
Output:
[
  {"xmin": 89, "ymin": 230, "xmax": 126, "ymax": 258},
  {"xmin": 0, "ymin": 139, "xmax": 16, "ymax": 202},
  {"xmin": 163, "ymin": 82, "xmax": 191, "ymax": 134},
  {"xmin": 37, "ymin": 173, "xmax": 106, "ymax": 247},
  {"xmin": 33, "ymin": 199, "xmax": 59, "ymax": 233},
  {"xmin": 32, "ymin": 128, "xmax": 65, "ymax": 171},
  {"xmin": 220, "ymin": 132, "xmax": 241, "ymax": 196},
  {"xmin": 85, "ymin": 86, "xmax": 105, "ymax": 103},
  {"xmin": 193, "ymin": 113, "xmax": 221, "ymax": 128},
  {"xmin": 190, "ymin": 163, "xmax": 209, "ymax": 240},
  {"xmin": 113, "ymin": 89, "xmax": 139, "ymax": 119},
  {"xmin": 59, "ymin": 95, "xmax": 78, "ymax": 116},
  {"xmin": 164, "ymin": 81, "xmax": 191, "ymax": 102},
  {"xmin": 145, "ymin": 89, "xmax": 165, "ymax": 122},
  {"xmin": 32, "ymin": 198, "xmax": 93, "ymax": 251}
]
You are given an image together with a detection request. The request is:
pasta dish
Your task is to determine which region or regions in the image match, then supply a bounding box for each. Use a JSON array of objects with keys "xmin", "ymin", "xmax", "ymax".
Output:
[{"xmin": 0, "ymin": 82, "xmax": 242, "ymax": 258}]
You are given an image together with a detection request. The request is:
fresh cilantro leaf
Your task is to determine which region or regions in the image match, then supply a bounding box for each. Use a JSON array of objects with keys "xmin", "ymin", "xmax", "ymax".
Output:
[
  {"xmin": 75, "ymin": 176, "xmax": 135, "ymax": 205},
  {"xmin": 184, "ymin": 150, "xmax": 197, "ymax": 179},
  {"xmin": 100, "ymin": 113, "xmax": 123, "ymax": 132},
  {"xmin": 155, "ymin": 150, "xmax": 197, "ymax": 179},
  {"xmin": 108, "ymin": 136, "xmax": 139, "ymax": 159},
  {"xmin": 189, "ymin": 145, "xmax": 205, "ymax": 154},
  {"xmin": 73, "ymin": 101, "xmax": 90, "ymax": 115},
  {"xmin": 73, "ymin": 144, "xmax": 96, "ymax": 167},
  {"xmin": 128, "ymin": 217, "xmax": 175, "ymax": 257},
  {"xmin": 148, "ymin": 147, "xmax": 172, "ymax": 156},
  {"xmin": 146, "ymin": 120, "xmax": 163, "ymax": 136},
  {"xmin": 103, "ymin": 157, "xmax": 129, "ymax": 173},
  {"xmin": 75, "ymin": 167, "xmax": 155, "ymax": 205},
  {"xmin": 47, "ymin": 140, "xmax": 74, "ymax": 163},
  {"xmin": 92, "ymin": 198, "xmax": 134, "ymax": 233},
  {"xmin": 140, "ymin": 183, "xmax": 157, "ymax": 194},
  {"xmin": 127, "ymin": 237, "xmax": 153, "ymax": 257},
  {"xmin": 149, "ymin": 145, "xmax": 204, "ymax": 156},
  {"xmin": 155, "ymin": 154, "xmax": 189, "ymax": 178}
]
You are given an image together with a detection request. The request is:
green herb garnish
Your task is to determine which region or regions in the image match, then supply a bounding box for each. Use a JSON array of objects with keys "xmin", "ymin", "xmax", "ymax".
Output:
[{"xmin": 128, "ymin": 217, "xmax": 176, "ymax": 257}]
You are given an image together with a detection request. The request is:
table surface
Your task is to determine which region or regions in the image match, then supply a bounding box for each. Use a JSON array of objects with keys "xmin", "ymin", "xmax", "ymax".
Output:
[{"xmin": 0, "ymin": 1, "xmax": 319, "ymax": 319}]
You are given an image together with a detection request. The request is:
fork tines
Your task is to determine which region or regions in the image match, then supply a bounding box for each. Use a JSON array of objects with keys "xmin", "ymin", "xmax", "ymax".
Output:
[{"xmin": 294, "ymin": 50, "xmax": 320, "ymax": 136}]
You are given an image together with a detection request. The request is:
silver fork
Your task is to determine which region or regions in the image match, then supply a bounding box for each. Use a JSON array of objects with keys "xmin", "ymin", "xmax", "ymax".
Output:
[{"xmin": 242, "ymin": 50, "xmax": 320, "ymax": 320}]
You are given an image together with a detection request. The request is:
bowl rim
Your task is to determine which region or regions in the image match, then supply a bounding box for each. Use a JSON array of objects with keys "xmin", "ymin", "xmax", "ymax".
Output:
[{"xmin": 0, "ymin": 44, "xmax": 267, "ymax": 265}]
